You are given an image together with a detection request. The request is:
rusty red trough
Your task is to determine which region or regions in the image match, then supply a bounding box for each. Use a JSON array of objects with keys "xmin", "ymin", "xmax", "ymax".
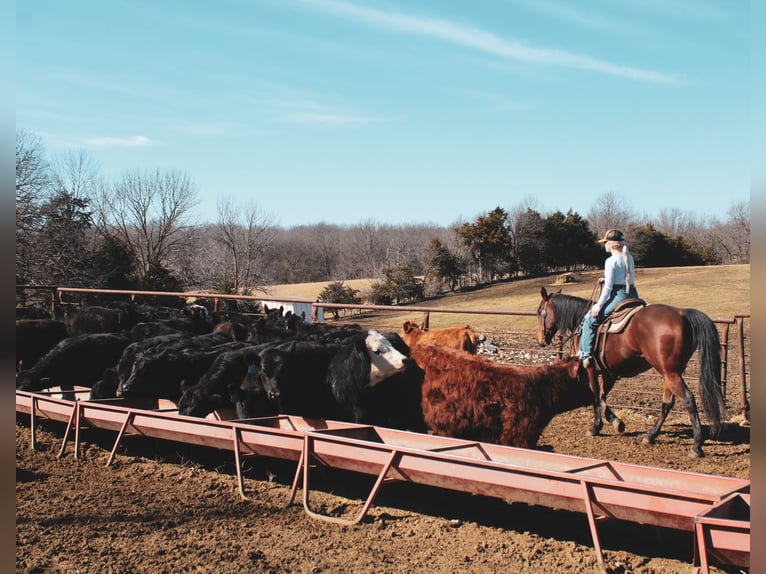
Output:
[{"xmin": 16, "ymin": 388, "xmax": 749, "ymax": 573}]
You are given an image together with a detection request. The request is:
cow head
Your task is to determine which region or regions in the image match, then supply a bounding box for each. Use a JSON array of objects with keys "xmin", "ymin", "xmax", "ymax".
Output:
[
  {"xmin": 365, "ymin": 329, "xmax": 408, "ymax": 386},
  {"xmin": 256, "ymin": 341, "xmax": 294, "ymax": 402}
]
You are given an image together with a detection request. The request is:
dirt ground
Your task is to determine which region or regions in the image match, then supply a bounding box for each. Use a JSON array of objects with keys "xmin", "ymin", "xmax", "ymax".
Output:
[{"xmin": 16, "ymin": 397, "xmax": 750, "ymax": 574}]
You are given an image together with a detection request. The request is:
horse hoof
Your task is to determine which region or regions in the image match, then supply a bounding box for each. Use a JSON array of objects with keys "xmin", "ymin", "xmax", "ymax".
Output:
[
  {"xmin": 642, "ymin": 436, "xmax": 654, "ymax": 446},
  {"xmin": 587, "ymin": 427, "xmax": 601, "ymax": 437},
  {"xmin": 612, "ymin": 420, "xmax": 625, "ymax": 434},
  {"xmin": 688, "ymin": 448, "xmax": 704, "ymax": 459}
]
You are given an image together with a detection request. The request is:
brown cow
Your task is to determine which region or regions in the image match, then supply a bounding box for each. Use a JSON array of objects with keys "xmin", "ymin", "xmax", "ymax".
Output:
[
  {"xmin": 400, "ymin": 320, "xmax": 478, "ymax": 354},
  {"xmin": 411, "ymin": 345, "xmax": 592, "ymax": 449}
]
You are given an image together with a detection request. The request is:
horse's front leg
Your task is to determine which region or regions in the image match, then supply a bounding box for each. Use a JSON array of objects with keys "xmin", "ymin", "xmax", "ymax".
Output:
[
  {"xmin": 597, "ymin": 374, "xmax": 625, "ymax": 434},
  {"xmin": 602, "ymin": 401, "xmax": 625, "ymax": 434}
]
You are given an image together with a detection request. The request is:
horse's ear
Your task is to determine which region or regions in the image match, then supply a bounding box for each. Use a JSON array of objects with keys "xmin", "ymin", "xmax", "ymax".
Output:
[{"xmin": 540, "ymin": 287, "xmax": 548, "ymax": 299}]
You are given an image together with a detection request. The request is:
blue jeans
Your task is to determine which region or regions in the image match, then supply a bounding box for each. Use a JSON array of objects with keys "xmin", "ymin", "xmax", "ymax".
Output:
[{"xmin": 579, "ymin": 286, "xmax": 629, "ymax": 358}]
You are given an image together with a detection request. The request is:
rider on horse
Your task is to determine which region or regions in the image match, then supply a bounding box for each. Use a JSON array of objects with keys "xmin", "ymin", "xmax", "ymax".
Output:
[{"xmin": 579, "ymin": 229, "xmax": 638, "ymax": 368}]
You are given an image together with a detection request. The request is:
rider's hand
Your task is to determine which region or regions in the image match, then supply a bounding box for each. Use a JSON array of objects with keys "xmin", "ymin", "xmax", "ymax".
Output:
[{"xmin": 591, "ymin": 305, "xmax": 600, "ymax": 318}]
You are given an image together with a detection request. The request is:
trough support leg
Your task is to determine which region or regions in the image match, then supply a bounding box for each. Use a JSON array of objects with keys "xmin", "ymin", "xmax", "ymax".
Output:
[
  {"xmin": 29, "ymin": 397, "xmax": 38, "ymax": 450},
  {"xmin": 691, "ymin": 521, "xmax": 710, "ymax": 574},
  {"xmin": 300, "ymin": 435, "xmax": 398, "ymax": 526},
  {"xmin": 232, "ymin": 427, "xmax": 248, "ymax": 500},
  {"xmin": 580, "ymin": 479, "xmax": 607, "ymax": 572},
  {"xmin": 57, "ymin": 402, "xmax": 80, "ymax": 459},
  {"xmin": 106, "ymin": 412, "xmax": 136, "ymax": 466},
  {"xmin": 285, "ymin": 447, "xmax": 307, "ymax": 508}
]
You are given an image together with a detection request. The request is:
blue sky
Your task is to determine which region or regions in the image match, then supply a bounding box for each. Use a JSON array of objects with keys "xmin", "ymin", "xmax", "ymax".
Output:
[{"xmin": 16, "ymin": 0, "xmax": 750, "ymax": 228}]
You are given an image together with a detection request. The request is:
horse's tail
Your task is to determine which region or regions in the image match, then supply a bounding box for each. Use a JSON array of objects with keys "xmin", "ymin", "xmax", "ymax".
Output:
[{"xmin": 685, "ymin": 308, "xmax": 727, "ymax": 437}]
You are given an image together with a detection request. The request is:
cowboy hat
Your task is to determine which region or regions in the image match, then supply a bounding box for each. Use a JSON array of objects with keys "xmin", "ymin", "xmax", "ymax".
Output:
[{"xmin": 597, "ymin": 229, "xmax": 625, "ymax": 243}]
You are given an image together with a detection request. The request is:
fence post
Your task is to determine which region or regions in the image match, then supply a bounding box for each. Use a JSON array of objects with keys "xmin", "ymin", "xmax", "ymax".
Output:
[{"xmin": 736, "ymin": 317, "xmax": 749, "ymax": 421}]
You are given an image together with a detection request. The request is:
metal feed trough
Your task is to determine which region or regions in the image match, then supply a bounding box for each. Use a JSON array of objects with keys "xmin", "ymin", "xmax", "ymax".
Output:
[{"xmin": 17, "ymin": 389, "xmax": 749, "ymax": 573}]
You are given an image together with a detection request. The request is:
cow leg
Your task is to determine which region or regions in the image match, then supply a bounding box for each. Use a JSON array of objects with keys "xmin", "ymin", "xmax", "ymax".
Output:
[{"xmin": 586, "ymin": 367, "xmax": 603, "ymax": 436}]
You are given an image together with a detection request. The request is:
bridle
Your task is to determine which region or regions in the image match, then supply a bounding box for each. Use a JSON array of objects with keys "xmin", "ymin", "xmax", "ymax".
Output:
[
  {"xmin": 537, "ymin": 298, "xmax": 558, "ymax": 345},
  {"xmin": 537, "ymin": 295, "xmax": 578, "ymax": 350}
]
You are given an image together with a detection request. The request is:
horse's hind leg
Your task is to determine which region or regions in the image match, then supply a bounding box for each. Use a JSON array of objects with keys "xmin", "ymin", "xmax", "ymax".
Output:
[
  {"xmin": 643, "ymin": 395, "xmax": 674, "ymax": 446},
  {"xmin": 681, "ymin": 384, "xmax": 705, "ymax": 458},
  {"xmin": 643, "ymin": 376, "xmax": 705, "ymax": 458}
]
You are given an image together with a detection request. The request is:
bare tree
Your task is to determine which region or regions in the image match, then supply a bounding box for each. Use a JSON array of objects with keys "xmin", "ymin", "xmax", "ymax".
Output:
[
  {"xmin": 342, "ymin": 220, "xmax": 385, "ymax": 279},
  {"xmin": 50, "ymin": 148, "xmax": 102, "ymax": 201},
  {"xmin": 706, "ymin": 200, "xmax": 750, "ymax": 264},
  {"xmin": 95, "ymin": 168, "xmax": 198, "ymax": 283},
  {"xmin": 16, "ymin": 129, "xmax": 49, "ymax": 221},
  {"xmin": 213, "ymin": 195, "xmax": 275, "ymax": 293},
  {"xmin": 587, "ymin": 191, "xmax": 637, "ymax": 238},
  {"xmin": 16, "ymin": 129, "xmax": 50, "ymax": 284}
]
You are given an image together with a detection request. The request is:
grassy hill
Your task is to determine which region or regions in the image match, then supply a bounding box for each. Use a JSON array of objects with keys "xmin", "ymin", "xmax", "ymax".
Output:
[{"xmin": 254, "ymin": 264, "xmax": 750, "ymax": 332}]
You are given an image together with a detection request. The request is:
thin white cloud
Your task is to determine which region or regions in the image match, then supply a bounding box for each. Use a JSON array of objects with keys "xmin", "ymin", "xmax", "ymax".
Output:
[
  {"xmin": 85, "ymin": 135, "xmax": 155, "ymax": 148},
  {"xmin": 299, "ymin": 0, "xmax": 685, "ymax": 85},
  {"xmin": 527, "ymin": 0, "xmax": 616, "ymax": 31},
  {"xmin": 176, "ymin": 122, "xmax": 274, "ymax": 137},
  {"xmin": 461, "ymin": 89, "xmax": 531, "ymax": 112},
  {"xmin": 269, "ymin": 98, "xmax": 392, "ymax": 128}
]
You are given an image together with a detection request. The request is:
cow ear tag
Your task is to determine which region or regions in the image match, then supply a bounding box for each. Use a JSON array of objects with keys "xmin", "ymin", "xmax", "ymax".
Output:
[{"xmin": 247, "ymin": 361, "xmax": 259, "ymax": 374}]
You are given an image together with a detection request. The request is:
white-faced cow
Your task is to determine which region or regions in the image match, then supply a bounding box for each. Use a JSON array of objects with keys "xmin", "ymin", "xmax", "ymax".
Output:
[{"xmin": 257, "ymin": 330, "xmax": 409, "ymax": 421}]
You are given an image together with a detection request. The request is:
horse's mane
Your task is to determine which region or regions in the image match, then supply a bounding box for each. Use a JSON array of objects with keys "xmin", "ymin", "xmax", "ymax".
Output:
[{"xmin": 551, "ymin": 293, "xmax": 591, "ymax": 335}]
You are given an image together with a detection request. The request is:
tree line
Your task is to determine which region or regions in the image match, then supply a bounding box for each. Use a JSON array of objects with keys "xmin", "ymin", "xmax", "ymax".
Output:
[{"xmin": 16, "ymin": 129, "xmax": 750, "ymax": 306}]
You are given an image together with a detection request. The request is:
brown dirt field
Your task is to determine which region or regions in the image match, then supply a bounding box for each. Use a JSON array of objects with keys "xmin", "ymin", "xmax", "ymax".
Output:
[{"xmin": 15, "ymin": 410, "xmax": 749, "ymax": 574}]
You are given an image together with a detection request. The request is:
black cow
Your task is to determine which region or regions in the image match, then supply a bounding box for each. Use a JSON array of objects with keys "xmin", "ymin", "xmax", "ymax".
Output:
[
  {"xmin": 89, "ymin": 367, "xmax": 120, "ymax": 399},
  {"xmin": 236, "ymin": 358, "xmax": 276, "ymax": 420},
  {"xmin": 16, "ymin": 319, "xmax": 69, "ymax": 371},
  {"xmin": 256, "ymin": 339, "xmax": 343, "ymax": 417},
  {"xmin": 118, "ymin": 339, "xmax": 249, "ymax": 402},
  {"xmin": 15, "ymin": 306, "xmax": 51, "ymax": 319},
  {"xmin": 116, "ymin": 332, "xmax": 193, "ymax": 385},
  {"xmin": 129, "ymin": 321, "xmax": 186, "ymax": 341},
  {"xmin": 65, "ymin": 305, "xmax": 135, "ymax": 336},
  {"xmin": 177, "ymin": 343, "xmax": 275, "ymax": 418},
  {"xmin": 16, "ymin": 333, "xmax": 132, "ymax": 392}
]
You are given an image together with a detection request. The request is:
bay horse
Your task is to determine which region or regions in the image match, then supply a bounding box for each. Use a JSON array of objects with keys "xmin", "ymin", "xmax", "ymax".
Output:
[{"xmin": 535, "ymin": 287, "xmax": 726, "ymax": 458}]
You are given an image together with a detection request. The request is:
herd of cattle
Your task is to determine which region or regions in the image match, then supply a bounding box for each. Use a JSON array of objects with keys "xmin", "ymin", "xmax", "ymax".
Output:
[{"xmin": 15, "ymin": 301, "xmax": 596, "ymax": 449}]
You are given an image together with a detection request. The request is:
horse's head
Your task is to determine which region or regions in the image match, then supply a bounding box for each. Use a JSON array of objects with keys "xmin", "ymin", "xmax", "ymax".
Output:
[{"xmin": 536, "ymin": 287, "xmax": 561, "ymax": 346}]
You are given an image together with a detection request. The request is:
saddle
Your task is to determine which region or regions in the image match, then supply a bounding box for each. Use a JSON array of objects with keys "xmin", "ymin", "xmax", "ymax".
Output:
[{"xmin": 593, "ymin": 298, "xmax": 646, "ymax": 374}]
